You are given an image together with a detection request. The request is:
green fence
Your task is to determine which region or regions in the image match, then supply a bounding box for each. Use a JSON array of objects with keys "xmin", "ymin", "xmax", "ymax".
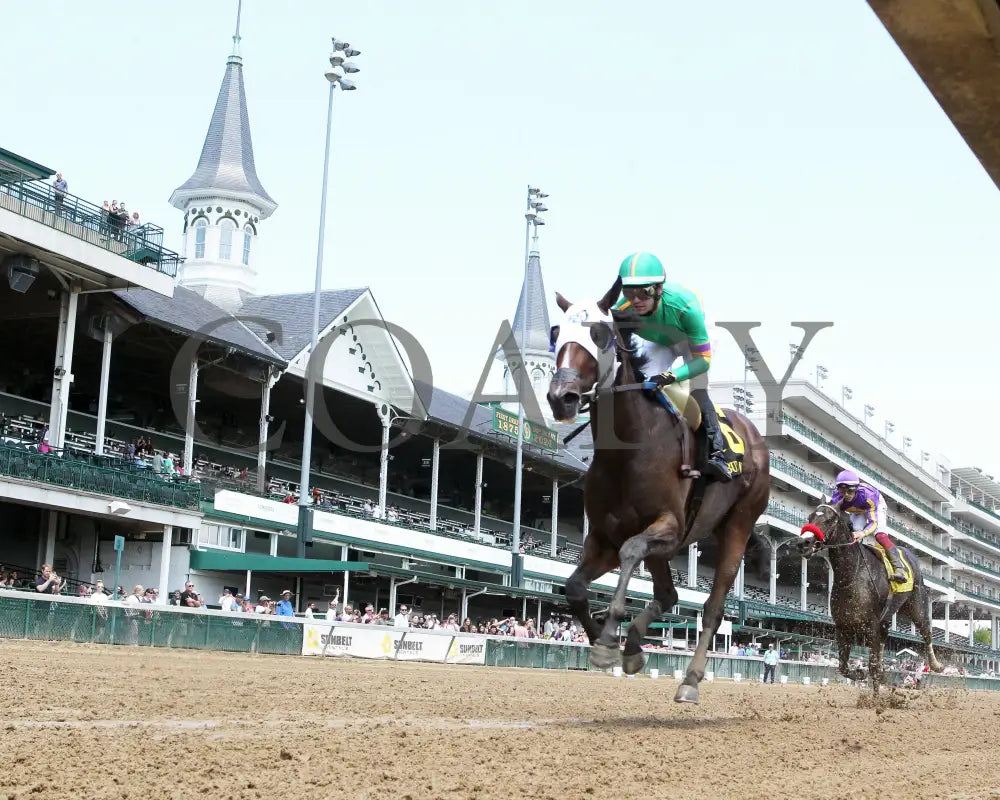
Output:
[
  {"xmin": 0, "ymin": 593, "xmax": 302, "ymax": 656},
  {"xmin": 3, "ymin": 592, "xmax": 999, "ymax": 691}
]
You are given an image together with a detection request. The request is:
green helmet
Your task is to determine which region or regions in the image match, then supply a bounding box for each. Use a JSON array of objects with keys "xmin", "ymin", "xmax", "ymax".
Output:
[{"xmin": 618, "ymin": 252, "xmax": 665, "ymax": 286}]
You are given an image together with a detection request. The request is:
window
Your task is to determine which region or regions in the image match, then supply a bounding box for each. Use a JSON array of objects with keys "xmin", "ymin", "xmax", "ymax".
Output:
[
  {"xmin": 219, "ymin": 218, "xmax": 236, "ymax": 260},
  {"xmin": 198, "ymin": 524, "xmax": 244, "ymax": 551},
  {"xmin": 242, "ymin": 225, "xmax": 253, "ymax": 265},
  {"xmin": 194, "ymin": 218, "xmax": 207, "ymax": 258}
]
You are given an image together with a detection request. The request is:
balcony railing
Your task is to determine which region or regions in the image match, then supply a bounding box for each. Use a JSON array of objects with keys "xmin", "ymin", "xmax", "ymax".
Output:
[
  {"xmin": 0, "ymin": 443, "xmax": 200, "ymax": 510},
  {"xmin": 782, "ymin": 414, "xmax": 951, "ymax": 526},
  {"xmin": 0, "ymin": 177, "xmax": 179, "ymax": 277}
]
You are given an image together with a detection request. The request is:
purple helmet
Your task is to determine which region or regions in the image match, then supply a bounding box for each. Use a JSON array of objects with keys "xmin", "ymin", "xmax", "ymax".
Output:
[{"xmin": 835, "ymin": 469, "xmax": 860, "ymax": 487}]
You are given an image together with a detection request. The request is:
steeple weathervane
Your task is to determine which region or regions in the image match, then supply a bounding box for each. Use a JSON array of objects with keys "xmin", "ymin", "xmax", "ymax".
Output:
[{"xmin": 231, "ymin": 0, "xmax": 242, "ymax": 59}]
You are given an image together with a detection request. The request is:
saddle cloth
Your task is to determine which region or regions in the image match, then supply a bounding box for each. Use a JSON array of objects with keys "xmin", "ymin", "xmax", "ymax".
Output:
[
  {"xmin": 652, "ymin": 383, "xmax": 745, "ymax": 476},
  {"xmin": 864, "ymin": 540, "xmax": 915, "ymax": 593}
]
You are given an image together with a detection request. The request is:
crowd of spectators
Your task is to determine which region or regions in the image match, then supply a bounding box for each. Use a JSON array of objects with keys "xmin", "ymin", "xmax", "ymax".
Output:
[{"xmin": 101, "ymin": 200, "xmax": 141, "ymax": 240}]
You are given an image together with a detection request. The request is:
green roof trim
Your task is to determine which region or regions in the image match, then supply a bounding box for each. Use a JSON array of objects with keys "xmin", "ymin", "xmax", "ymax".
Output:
[
  {"xmin": 189, "ymin": 550, "xmax": 371, "ymax": 573},
  {"xmin": 0, "ymin": 147, "xmax": 55, "ymax": 183}
]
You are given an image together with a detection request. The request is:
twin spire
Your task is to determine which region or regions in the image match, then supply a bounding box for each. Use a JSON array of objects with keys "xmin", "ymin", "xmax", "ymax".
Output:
[{"xmin": 168, "ymin": 0, "xmax": 276, "ymax": 217}]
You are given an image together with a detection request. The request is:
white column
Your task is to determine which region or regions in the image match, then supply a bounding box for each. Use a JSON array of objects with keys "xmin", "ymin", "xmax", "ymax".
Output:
[
  {"xmin": 269, "ymin": 533, "xmax": 278, "ymax": 556},
  {"xmin": 521, "ymin": 596, "xmax": 527, "ymax": 621},
  {"xmin": 48, "ymin": 285, "xmax": 80, "ymax": 449},
  {"xmin": 769, "ymin": 543, "xmax": 777, "ymax": 605},
  {"xmin": 460, "ymin": 588, "xmax": 467, "ymax": 620},
  {"xmin": 245, "ymin": 570, "xmax": 252, "ymax": 599},
  {"xmin": 389, "ymin": 578, "xmax": 397, "ymax": 618},
  {"xmin": 736, "ymin": 558, "xmax": 745, "ymax": 599},
  {"xmin": 969, "ymin": 607, "xmax": 975, "ymax": 645},
  {"xmin": 341, "ymin": 545, "xmax": 350, "ymax": 607},
  {"xmin": 944, "ymin": 601, "xmax": 950, "ymax": 642},
  {"xmin": 183, "ymin": 355, "xmax": 199, "ymax": 476},
  {"xmin": 689, "ymin": 542, "xmax": 699, "ymax": 590},
  {"xmin": 992, "ymin": 615, "xmax": 999, "ymax": 650},
  {"xmin": 892, "ymin": 613, "xmax": 897, "ymax": 631},
  {"xmin": 473, "ymin": 453, "xmax": 483, "ymax": 535},
  {"xmin": 94, "ymin": 325, "xmax": 113, "ymax": 456},
  {"xmin": 257, "ymin": 373, "xmax": 274, "ymax": 494},
  {"xmin": 827, "ymin": 560, "xmax": 834, "ymax": 616},
  {"xmin": 157, "ymin": 525, "xmax": 172, "ymax": 604},
  {"xmin": 295, "ymin": 576, "xmax": 303, "ymax": 614},
  {"xmin": 800, "ymin": 557, "xmax": 809, "ymax": 612},
  {"xmin": 44, "ymin": 511, "xmax": 57, "ymax": 565},
  {"xmin": 429, "ymin": 439, "xmax": 440, "ymax": 531},
  {"xmin": 377, "ymin": 415, "xmax": 390, "ymax": 515},
  {"xmin": 550, "ymin": 479, "xmax": 559, "ymax": 557}
]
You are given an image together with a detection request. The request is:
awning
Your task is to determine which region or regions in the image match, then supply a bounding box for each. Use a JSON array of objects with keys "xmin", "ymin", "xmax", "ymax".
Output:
[{"xmin": 189, "ymin": 550, "xmax": 372, "ymax": 573}]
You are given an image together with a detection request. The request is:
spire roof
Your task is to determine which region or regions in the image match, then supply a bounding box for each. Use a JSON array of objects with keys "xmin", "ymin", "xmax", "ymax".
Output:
[
  {"xmin": 169, "ymin": 41, "xmax": 276, "ymax": 217},
  {"xmin": 510, "ymin": 249, "xmax": 552, "ymax": 352}
]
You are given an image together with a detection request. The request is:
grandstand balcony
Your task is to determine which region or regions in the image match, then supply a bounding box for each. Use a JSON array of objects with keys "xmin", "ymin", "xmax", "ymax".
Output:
[
  {"xmin": 0, "ymin": 153, "xmax": 178, "ymax": 296},
  {"xmin": 0, "ymin": 441, "xmax": 200, "ymax": 512}
]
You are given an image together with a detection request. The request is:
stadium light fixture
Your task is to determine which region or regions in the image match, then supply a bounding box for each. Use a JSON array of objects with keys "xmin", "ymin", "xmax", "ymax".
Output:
[
  {"xmin": 299, "ymin": 36, "xmax": 362, "ymax": 558},
  {"xmin": 863, "ymin": 404, "xmax": 875, "ymax": 424},
  {"xmin": 841, "ymin": 385, "xmax": 852, "ymax": 406}
]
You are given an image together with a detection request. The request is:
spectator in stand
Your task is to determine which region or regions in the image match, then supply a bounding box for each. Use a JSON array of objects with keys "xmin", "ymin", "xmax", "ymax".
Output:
[
  {"xmin": 387, "ymin": 505, "xmax": 400, "ymax": 523},
  {"xmin": 218, "ymin": 588, "xmax": 237, "ymax": 612},
  {"xmin": 376, "ymin": 609, "xmax": 392, "ymax": 625},
  {"xmin": 276, "ymin": 590, "xmax": 295, "ymax": 617},
  {"xmin": 91, "ymin": 580, "xmax": 108, "ymax": 600},
  {"xmin": 360, "ymin": 604, "xmax": 376, "ymax": 624},
  {"xmin": 53, "ymin": 173, "xmax": 67, "ymax": 215},
  {"xmin": 142, "ymin": 588, "xmax": 157, "ymax": 603},
  {"xmin": 179, "ymin": 581, "xmax": 202, "ymax": 609},
  {"xmin": 543, "ymin": 614, "xmax": 557, "ymax": 637},
  {"xmin": 152, "ymin": 451, "xmax": 164, "ymax": 474},
  {"xmin": 77, "ymin": 584, "xmax": 91, "ymax": 599},
  {"xmin": 35, "ymin": 563, "xmax": 62, "ymax": 594},
  {"xmin": 442, "ymin": 614, "xmax": 459, "ymax": 632},
  {"xmin": 304, "ymin": 603, "xmax": 318, "ymax": 618},
  {"xmin": 338, "ymin": 604, "xmax": 355, "ymax": 622},
  {"xmin": 460, "ymin": 618, "xmax": 472, "ymax": 633},
  {"xmin": 161, "ymin": 453, "xmax": 175, "ymax": 476},
  {"xmin": 393, "ymin": 604, "xmax": 410, "ymax": 628},
  {"xmin": 125, "ymin": 585, "xmax": 143, "ymax": 604},
  {"xmin": 254, "ymin": 595, "xmax": 271, "ymax": 614},
  {"xmin": 513, "ymin": 618, "xmax": 529, "ymax": 638}
]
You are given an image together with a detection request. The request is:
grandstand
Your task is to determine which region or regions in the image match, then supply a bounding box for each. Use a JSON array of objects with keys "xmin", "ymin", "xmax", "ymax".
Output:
[{"xmin": 2, "ymin": 32, "xmax": 1000, "ymax": 678}]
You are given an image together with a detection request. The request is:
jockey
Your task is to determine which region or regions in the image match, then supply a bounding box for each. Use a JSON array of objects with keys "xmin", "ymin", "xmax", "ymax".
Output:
[
  {"xmin": 614, "ymin": 251, "xmax": 732, "ymax": 482},
  {"xmin": 831, "ymin": 469, "xmax": 907, "ymax": 583}
]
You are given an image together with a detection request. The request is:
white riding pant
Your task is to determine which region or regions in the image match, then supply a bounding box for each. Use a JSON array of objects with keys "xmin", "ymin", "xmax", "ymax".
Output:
[
  {"xmin": 637, "ymin": 340, "xmax": 709, "ymax": 391},
  {"xmin": 848, "ymin": 496, "xmax": 888, "ymax": 535}
]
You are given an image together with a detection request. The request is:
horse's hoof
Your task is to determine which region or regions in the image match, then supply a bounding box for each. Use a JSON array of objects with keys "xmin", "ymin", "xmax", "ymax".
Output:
[
  {"xmin": 674, "ymin": 683, "xmax": 700, "ymax": 704},
  {"xmin": 589, "ymin": 642, "xmax": 621, "ymax": 670},
  {"xmin": 621, "ymin": 651, "xmax": 647, "ymax": 675}
]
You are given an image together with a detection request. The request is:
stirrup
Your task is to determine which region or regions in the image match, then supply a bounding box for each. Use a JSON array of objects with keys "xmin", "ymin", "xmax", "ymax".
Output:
[{"xmin": 680, "ymin": 464, "xmax": 701, "ymax": 479}]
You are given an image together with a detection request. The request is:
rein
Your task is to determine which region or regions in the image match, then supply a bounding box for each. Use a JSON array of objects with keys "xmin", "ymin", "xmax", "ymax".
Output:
[{"xmin": 805, "ymin": 505, "xmax": 881, "ymax": 595}]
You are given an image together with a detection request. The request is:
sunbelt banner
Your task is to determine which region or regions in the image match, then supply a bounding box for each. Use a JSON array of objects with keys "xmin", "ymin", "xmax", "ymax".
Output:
[{"xmin": 302, "ymin": 623, "xmax": 486, "ymax": 665}]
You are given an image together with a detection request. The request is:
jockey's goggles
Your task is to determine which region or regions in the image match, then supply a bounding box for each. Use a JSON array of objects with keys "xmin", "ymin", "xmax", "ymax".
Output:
[
  {"xmin": 622, "ymin": 285, "xmax": 658, "ymax": 301},
  {"xmin": 836, "ymin": 483, "xmax": 857, "ymax": 492}
]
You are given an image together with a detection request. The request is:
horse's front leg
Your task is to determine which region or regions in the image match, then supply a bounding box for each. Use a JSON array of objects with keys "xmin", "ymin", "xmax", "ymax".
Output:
[
  {"xmin": 590, "ymin": 515, "xmax": 680, "ymax": 670},
  {"xmin": 869, "ymin": 625, "xmax": 885, "ymax": 702},
  {"xmin": 837, "ymin": 637, "xmax": 853, "ymax": 680},
  {"xmin": 565, "ymin": 535, "xmax": 618, "ymax": 648}
]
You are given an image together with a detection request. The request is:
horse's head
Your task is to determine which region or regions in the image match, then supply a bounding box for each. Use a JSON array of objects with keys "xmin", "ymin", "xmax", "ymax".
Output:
[
  {"xmin": 799, "ymin": 501, "xmax": 851, "ymax": 557},
  {"xmin": 547, "ymin": 278, "xmax": 622, "ymax": 422}
]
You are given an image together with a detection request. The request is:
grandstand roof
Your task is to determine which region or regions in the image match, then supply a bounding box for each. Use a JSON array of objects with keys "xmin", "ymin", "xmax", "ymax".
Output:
[
  {"xmin": 239, "ymin": 287, "xmax": 367, "ymax": 361},
  {"xmin": 952, "ymin": 466, "xmax": 1000, "ymax": 507},
  {"xmin": 169, "ymin": 53, "xmax": 276, "ymax": 217},
  {"xmin": 0, "ymin": 146, "xmax": 54, "ymax": 184},
  {"xmin": 509, "ymin": 250, "xmax": 552, "ymax": 354},
  {"xmin": 114, "ymin": 285, "xmax": 284, "ymax": 364}
]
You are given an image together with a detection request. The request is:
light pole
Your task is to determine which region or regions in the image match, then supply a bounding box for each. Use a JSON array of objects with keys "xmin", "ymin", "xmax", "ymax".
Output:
[
  {"xmin": 884, "ymin": 420, "xmax": 895, "ymax": 441},
  {"xmin": 903, "ymin": 435, "xmax": 913, "ymax": 453},
  {"xmin": 815, "ymin": 364, "xmax": 828, "ymax": 389},
  {"xmin": 842, "ymin": 385, "xmax": 852, "ymax": 407},
  {"xmin": 863, "ymin": 404, "xmax": 875, "ymax": 427},
  {"xmin": 297, "ymin": 37, "xmax": 360, "ymax": 559},
  {"xmin": 511, "ymin": 185, "xmax": 547, "ymax": 586}
]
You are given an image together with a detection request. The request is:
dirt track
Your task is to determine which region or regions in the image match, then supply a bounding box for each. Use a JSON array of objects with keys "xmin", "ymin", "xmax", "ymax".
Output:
[{"xmin": 1, "ymin": 640, "xmax": 999, "ymax": 800}]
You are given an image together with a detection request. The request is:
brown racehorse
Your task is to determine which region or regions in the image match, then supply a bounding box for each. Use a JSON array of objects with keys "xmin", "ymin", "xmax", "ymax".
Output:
[{"xmin": 546, "ymin": 279, "xmax": 770, "ymax": 703}]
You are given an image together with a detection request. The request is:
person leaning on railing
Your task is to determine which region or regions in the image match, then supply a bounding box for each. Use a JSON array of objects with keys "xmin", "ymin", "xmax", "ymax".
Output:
[{"xmin": 34, "ymin": 563, "xmax": 62, "ymax": 594}]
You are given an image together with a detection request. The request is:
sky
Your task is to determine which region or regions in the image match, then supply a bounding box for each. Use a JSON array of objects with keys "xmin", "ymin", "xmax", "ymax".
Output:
[{"xmin": 4, "ymin": 1, "xmax": 998, "ymax": 482}]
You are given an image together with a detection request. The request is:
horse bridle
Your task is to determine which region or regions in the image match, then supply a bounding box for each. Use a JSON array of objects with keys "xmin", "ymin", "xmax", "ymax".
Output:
[{"xmin": 806, "ymin": 504, "xmax": 858, "ymax": 551}]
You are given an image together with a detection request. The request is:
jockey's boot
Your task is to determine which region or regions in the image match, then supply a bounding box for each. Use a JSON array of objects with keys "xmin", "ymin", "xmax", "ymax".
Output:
[
  {"xmin": 691, "ymin": 389, "xmax": 732, "ymax": 483},
  {"xmin": 885, "ymin": 546, "xmax": 907, "ymax": 583}
]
